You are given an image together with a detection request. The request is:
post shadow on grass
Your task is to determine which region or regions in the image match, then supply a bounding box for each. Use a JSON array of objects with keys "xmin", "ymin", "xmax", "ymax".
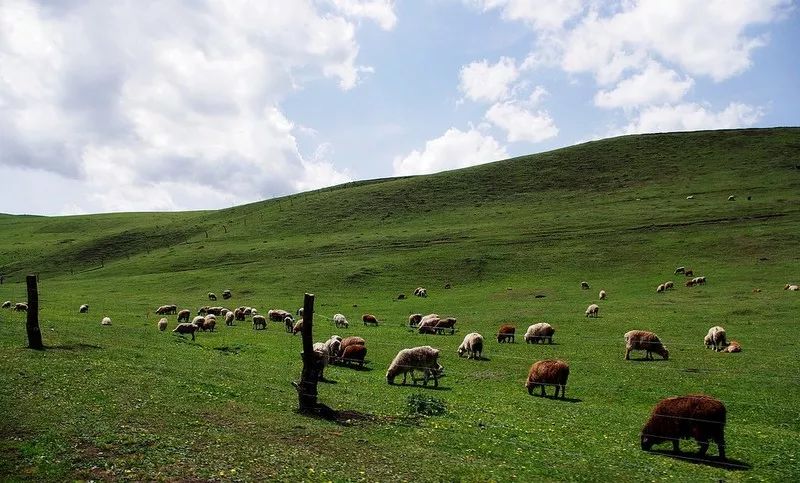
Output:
[
  {"xmin": 628, "ymin": 357, "xmax": 669, "ymax": 362},
  {"xmin": 529, "ymin": 395, "xmax": 582, "ymax": 403},
  {"xmin": 47, "ymin": 343, "xmax": 102, "ymax": 351},
  {"xmin": 650, "ymin": 449, "xmax": 750, "ymax": 471}
]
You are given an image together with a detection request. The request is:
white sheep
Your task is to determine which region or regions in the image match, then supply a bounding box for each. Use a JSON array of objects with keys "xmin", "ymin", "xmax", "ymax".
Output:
[
  {"xmin": 333, "ymin": 313, "xmax": 349, "ymax": 328},
  {"xmin": 101, "ymin": 316, "xmax": 112, "ymax": 326},
  {"xmin": 457, "ymin": 332, "xmax": 484, "ymax": 359},
  {"xmin": 704, "ymin": 326, "xmax": 727, "ymax": 351},
  {"xmin": 1, "ymin": 301, "xmax": 10, "ymax": 309},
  {"xmin": 728, "ymin": 195, "xmax": 736, "ymax": 201},
  {"xmin": 311, "ymin": 342, "xmax": 330, "ymax": 379},
  {"xmin": 664, "ymin": 281, "xmax": 674, "ymax": 290},
  {"xmin": 784, "ymin": 284, "xmax": 798, "ymax": 291},
  {"xmin": 224, "ymin": 311, "xmax": 235, "ymax": 326},
  {"xmin": 524, "ymin": 323, "xmax": 555, "ymax": 344},
  {"xmin": 599, "ymin": 290, "xmax": 607, "ymax": 300},
  {"xmin": 686, "ymin": 195, "xmax": 694, "ymax": 200},
  {"xmin": 656, "ymin": 284, "xmax": 665, "ymax": 293},
  {"xmin": 585, "ymin": 304, "xmax": 599, "ymax": 318},
  {"xmin": 79, "ymin": 304, "xmax": 89, "ymax": 313},
  {"xmin": 581, "ymin": 281, "xmax": 590, "ymax": 290},
  {"xmin": 386, "ymin": 346, "xmax": 443, "ymax": 386},
  {"xmin": 157, "ymin": 318, "xmax": 168, "ymax": 331}
]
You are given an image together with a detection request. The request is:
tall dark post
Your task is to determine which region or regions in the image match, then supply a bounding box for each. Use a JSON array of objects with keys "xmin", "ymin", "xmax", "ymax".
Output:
[
  {"xmin": 26, "ymin": 274, "xmax": 43, "ymax": 350},
  {"xmin": 298, "ymin": 293, "xmax": 317, "ymax": 413}
]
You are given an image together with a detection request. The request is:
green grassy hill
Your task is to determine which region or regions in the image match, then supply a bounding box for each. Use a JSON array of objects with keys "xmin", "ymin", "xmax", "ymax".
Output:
[{"xmin": 1, "ymin": 127, "xmax": 799, "ymax": 481}]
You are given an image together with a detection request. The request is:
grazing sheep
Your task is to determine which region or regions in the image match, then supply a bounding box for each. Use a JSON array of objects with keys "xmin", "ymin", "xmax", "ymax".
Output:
[
  {"xmin": 386, "ymin": 346, "xmax": 443, "ymax": 387},
  {"xmin": 728, "ymin": 195, "xmax": 735, "ymax": 201},
  {"xmin": 413, "ymin": 287, "xmax": 428, "ymax": 297},
  {"xmin": 580, "ymin": 281, "xmax": 590, "ymax": 290},
  {"xmin": 340, "ymin": 344, "xmax": 367, "ymax": 366},
  {"xmin": 157, "ymin": 318, "xmax": 168, "ymax": 331},
  {"xmin": 1, "ymin": 301, "xmax": 10, "ymax": 309},
  {"xmin": 222, "ymin": 289, "xmax": 232, "ymax": 300},
  {"xmin": 362, "ymin": 314, "xmax": 379, "ymax": 326},
  {"xmin": 675, "ymin": 266, "xmax": 686, "ymax": 274},
  {"xmin": 685, "ymin": 279, "xmax": 696, "ymax": 287},
  {"xmin": 408, "ymin": 313, "xmax": 423, "ymax": 327},
  {"xmin": 252, "ymin": 314, "xmax": 267, "ymax": 330},
  {"xmin": 292, "ymin": 319, "xmax": 304, "ymax": 335},
  {"xmin": 704, "ymin": 326, "xmax": 727, "ymax": 351},
  {"xmin": 155, "ymin": 305, "xmax": 171, "ymax": 315},
  {"xmin": 434, "ymin": 317, "xmax": 457, "ymax": 335},
  {"xmin": 457, "ymin": 332, "xmax": 484, "ymax": 359},
  {"xmin": 686, "ymin": 195, "xmax": 694, "ymax": 200},
  {"xmin": 243, "ymin": 307, "xmax": 253, "ymax": 316},
  {"xmin": 693, "ymin": 276, "xmax": 706, "ymax": 285},
  {"xmin": 225, "ymin": 311, "xmax": 235, "ymax": 326},
  {"xmin": 284, "ymin": 316, "xmax": 294, "ymax": 333},
  {"xmin": 333, "ymin": 313, "xmax": 349, "ymax": 328},
  {"xmin": 340, "ymin": 336, "xmax": 366, "ymax": 355},
  {"xmin": 208, "ymin": 292, "xmax": 217, "ymax": 301},
  {"xmin": 13, "ymin": 303, "xmax": 28, "ymax": 312},
  {"xmin": 234, "ymin": 308, "xmax": 245, "ymax": 321},
  {"xmin": 585, "ymin": 304, "xmax": 600, "ymax": 318},
  {"xmin": 784, "ymin": 284, "xmax": 799, "ymax": 291},
  {"xmin": 684, "ymin": 269, "xmax": 694, "ymax": 277},
  {"xmin": 206, "ymin": 306, "xmax": 229, "ymax": 316},
  {"xmin": 664, "ymin": 281, "xmax": 674, "ymax": 290},
  {"xmin": 268, "ymin": 309, "xmax": 291, "ymax": 322},
  {"xmin": 311, "ymin": 342, "xmax": 329, "ymax": 379},
  {"xmin": 417, "ymin": 316, "xmax": 439, "ymax": 335},
  {"xmin": 202, "ymin": 315, "xmax": 216, "ymax": 332},
  {"xmin": 524, "ymin": 323, "xmax": 555, "ymax": 344},
  {"xmin": 599, "ymin": 290, "xmax": 607, "ymax": 300},
  {"xmin": 322, "ymin": 336, "xmax": 342, "ymax": 364},
  {"xmin": 656, "ymin": 284, "xmax": 665, "ymax": 293},
  {"xmin": 197, "ymin": 306, "xmax": 210, "ymax": 316},
  {"xmin": 640, "ymin": 395, "xmax": 726, "ymax": 459},
  {"xmin": 101, "ymin": 316, "xmax": 112, "ymax": 326},
  {"xmin": 624, "ymin": 330, "xmax": 669, "ymax": 360},
  {"xmin": 177, "ymin": 309, "xmax": 191, "ymax": 323},
  {"xmin": 419, "ymin": 313, "xmax": 439, "ymax": 326},
  {"xmin": 191, "ymin": 316, "xmax": 206, "ymax": 328},
  {"xmin": 525, "ymin": 359, "xmax": 570, "ymax": 398},
  {"xmin": 173, "ymin": 322, "xmax": 199, "ymax": 341},
  {"xmin": 397, "ymin": 294, "xmax": 406, "ymax": 300},
  {"xmin": 497, "ymin": 324, "xmax": 516, "ymax": 343},
  {"xmin": 722, "ymin": 340, "xmax": 742, "ymax": 353},
  {"xmin": 79, "ymin": 304, "xmax": 89, "ymax": 313},
  {"xmin": 752, "ymin": 288, "xmax": 762, "ymax": 293}
]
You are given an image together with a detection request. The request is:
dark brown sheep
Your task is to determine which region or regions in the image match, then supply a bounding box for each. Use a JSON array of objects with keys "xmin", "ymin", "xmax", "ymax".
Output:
[
  {"xmin": 222, "ymin": 289, "xmax": 232, "ymax": 300},
  {"xmin": 340, "ymin": 336, "xmax": 366, "ymax": 356},
  {"xmin": 525, "ymin": 359, "xmax": 570, "ymax": 398},
  {"xmin": 497, "ymin": 324, "xmax": 516, "ymax": 343},
  {"xmin": 208, "ymin": 292, "xmax": 217, "ymax": 301},
  {"xmin": 362, "ymin": 314, "xmax": 379, "ymax": 326},
  {"xmin": 408, "ymin": 313, "xmax": 423, "ymax": 327},
  {"xmin": 340, "ymin": 344, "xmax": 367, "ymax": 366},
  {"xmin": 641, "ymin": 395, "xmax": 726, "ymax": 459},
  {"xmin": 624, "ymin": 330, "xmax": 669, "ymax": 360},
  {"xmin": 234, "ymin": 308, "xmax": 245, "ymax": 321},
  {"xmin": 418, "ymin": 317, "xmax": 439, "ymax": 335},
  {"xmin": 202, "ymin": 316, "xmax": 216, "ymax": 332},
  {"xmin": 434, "ymin": 317, "xmax": 457, "ymax": 335}
]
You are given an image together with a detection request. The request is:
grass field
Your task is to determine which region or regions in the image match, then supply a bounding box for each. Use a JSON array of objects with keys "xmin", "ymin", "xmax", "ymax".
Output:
[{"xmin": 1, "ymin": 127, "xmax": 799, "ymax": 481}]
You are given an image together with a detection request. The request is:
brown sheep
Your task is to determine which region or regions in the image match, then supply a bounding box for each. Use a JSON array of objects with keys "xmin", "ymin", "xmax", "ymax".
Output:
[
  {"xmin": 640, "ymin": 395, "xmax": 726, "ymax": 459},
  {"xmin": 292, "ymin": 319, "xmax": 304, "ymax": 335},
  {"xmin": 340, "ymin": 344, "xmax": 367, "ymax": 367},
  {"xmin": 269, "ymin": 309, "xmax": 291, "ymax": 322},
  {"xmin": 497, "ymin": 324, "xmax": 516, "ymax": 343},
  {"xmin": 408, "ymin": 313, "xmax": 423, "ymax": 327},
  {"xmin": 206, "ymin": 306, "xmax": 226, "ymax": 316},
  {"xmin": 202, "ymin": 315, "xmax": 216, "ymax": 332},
  {"xmin": 525, "ymin": 359, "xmax": 570, "ymax": 398},
  {"xmin": 434, "ymin": 317, "xmax": 457, "ymax": 335},
  {"xmin": 580, "ymin": 281, "xmax": 590, "ymax": 290},
  {"xmin": 173, "ymin": 322, "xmax": 199, "ymax": 341},
  {"xmin": 362, "ymin": 314, "xmax": 379, "ymax": 326},
  {"xmin": 79, "ymin": 304, "xmax": 89, "ymax": 313},
  {"xmin": 340, "ymin": 336, "xmax": 366, "ymax": 353},
  {"xmin": 177, "ymin": 309, "xmax": 191, "ymax": 323},
  {"xmin": 624, "ymin": 330, "xmax": 669, "ymax": 360},
  {"xmin": 155, "ymin": 305, "xmax": 171, "ymax": 315},
  {"xmin": 252, "ymin": 314, "xmax": 267, "ymax": 330},
  {"xmin": 418, "ymin": 317, "xmax": 439, "ymax": 335},
  {"xmin": 664, "ymin": 281, "xmax": 674, "ymax": 290},
  {"xmin": 722, "ymin": 340, "xmax": 742, "ymax": 353},
  {"xmin": 397, "ymin": 293, "xmax": 406, "ymax": 300},
  {"xmin": 197, "ymin": 306, "xmax": 210, "ymax": 316}
]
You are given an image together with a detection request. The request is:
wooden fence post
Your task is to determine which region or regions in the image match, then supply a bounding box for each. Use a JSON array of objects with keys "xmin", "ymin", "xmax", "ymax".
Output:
[
  {"xmin": 297, "ymin": 293, "xmax": 318, "ymax": 413},
  {"xmin": 26, "ymin": 274, "xmax": 43, "ymax": 350}
]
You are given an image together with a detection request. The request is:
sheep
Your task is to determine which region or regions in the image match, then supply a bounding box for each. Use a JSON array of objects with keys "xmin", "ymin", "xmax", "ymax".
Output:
[
  {"xmin": 197, "ymin": 306, "xmax": 210, "ymax": 316},
  {"xmin": 684, "ymin": 269, "xmax": 694, "ymax": 277},
  {"xmin": 333, "ymin": 313, "xmax": 349, "ymax": 328},
  {"xmin": 340, "ymin": 336, "xmax": 366, "ymax": 356},
  {"xmin": 417, "ymin": 317, "xmax": 439, "ymax": 335},
  {"xmin": 206, "ymin": 306, "xmax": 227, "ymax": 316},
  {"xmin": 685, "ymin": 279, "xmax": 696, "ymax": 287},
  {"xmin": 173, "ymin": 322, "xmax": 199, "ymax": 341},
  {"xmin": 362, "ymin": 314, "xmax": 379, "ymax": 326},
  {"xmin": 497, "ymin": 324, "xmax": 516, "ymax": 343},
  {"xmin": 397, "ymin": 294, "xmax": 406, "ymax": 300},
  {"xmin": 202, "ymin": 314, "xmax": 216, "ymax": 332},
  {"xmin": 686, "ymin": 195, "xmax": 694, "ymax": 200},
  {"xmin": 692, "ymin": 276, "xmax": 706, "ymax": 285},
  {"xmin": 311, "ymin": 342, "xmax": 329, "ymax": 379},
  {"xmin": 675, "ymin": 266, "xmax": 686, "ymax": 274},
  {"xmin": 101, "ymin": 316, "xmax": 112, "ymax": 326},
  {"xmin": 13, "ymin": 303, "xmax": 27, "ymax": 312},
  {"xmin": 177, "ymin": 309, "xmax": 191, "ymax": 323},
  {"xmin": 752, "ymin": 288, "xmax": 762, "ymax": 293},
  {"xmin": 268, "ymin": 309, "xmax": 291, "ymax": 322},
  {"xmin": 664, "ymin": 281, "xmax": 674, "ymax": 290},
  {"xmin": 292, "ymin": 319, "xmax": 304, "ymax": 335},
  {"xmin": 640, "ymin": 395, "xmax": 726, "ymax": 459},
  {"xmin": 167, "ymin": 305, "xmax": 177, "ymax": 314},
  {"xmin": 386, "ymin": 346, "xmax": 443, "ymax": 387},
  {"xmin": 296, "ymin": 307, "xmax": 304, "ymax": 316},
  {"xmin": 419, "ymin": 313, "xmax": 439, "ymax": 326},
  {"xmin": 322, "ymin": 336, "xmax": 342, "ymax": 364},
  {"xmin": 784, "ymin": 284, "xmax": 799, "ymax": 291},
  {"xmin": 457, "ymin": 332, "xmax": 484, "ymax": 359},
  {"xmin": 722, "ymin": 340, "xmax": 742, "ymax": 353},
  {"xmin": 656, "ymin": 284, "xmax": 665, "ymax": 293},
  {"xmin": 243, "ymin": 307, "xmax": 253, "ymax": 316},
  {"xmin": 524, "ymin": 323, "xmax": 555, "ymax": 344},
  {"xmin": 624, "ymin": 330, "xmax": 669, "ymax": 360},
  {"xmin": 224, "ymin": 311, "xmax": 235, "ymax": 326},
  {"xmin": 525, "ymin": 359, "xmax": 570, "ymax": 398},
  {"xmin": 155, "ymin": 305, "xmax": 171, "ymax": 315},
  {"xmin": 728, "ymin": 195, "xmax": 735, "ymax": 201},
  {"xmin": 79, "ymin": 304, "xmax": 89, "ymax": 313},
  {"xmin": 434, "ymin": 317, "xmax": 457, "ymax": 335},
  {"xmin": 408, "ymin": 313, "xmax": 423, "ymax": 327},
  {"xmin": 340, "ymin": 344, "xmax": 367, "ymax": 367},
  {"xmin": 1, "ymin": 301, "xmax": 10, "ymax": 309},
  {"xmin": 413, "ymin": 287, "xmax": 428, "ymax": 297},
  {"xmin": 580, "ymin": 281, "xmax": 590, "ymax": 290},
  {"xmin": 599, "ymin": 290, "xmax": 607, "ymax": 300},
  {"xmin": 704, "ymin": 326, "xmax": 727, "ymax": 351},
  {"xmin": 208, "ymin": 292, "xmax": 217, "ymax": 301},
  {"xmin": 157, "ymin": 318, "xmax": 168, "ymax": 331},
  {"xmin": 222, "ymin": 289, "xmax": 232, "ymax": 300},
  {"xmin": 191, "ymin": 315, "xmax": 206, "ymax": 329},
  {"xmin": 585, "ymin": 304, "xmax": 599, "ymax": 318},
  {"xmin": 234, "ymin": 308, "xmax": 245, "ymax": 321},
  {"xmin": 252, "ymin": 314, "xmax": 267, "ymax": 330},
  {"xmin": 284, "ymin": 316, "xmax": 294, "ymax": 333}
]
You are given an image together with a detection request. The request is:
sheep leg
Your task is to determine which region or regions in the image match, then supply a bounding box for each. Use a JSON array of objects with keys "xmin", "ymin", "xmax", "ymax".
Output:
[
  {"xmin": 715, "ymin": 436, "xmax": 726, "ymax": 460},
  {"xmin": 191, "ymin": 332, "xmax": 195, "ymax": 341},
  {"xmin": 540, "ymin": 385, "xmax": 546, "ymax": 397},
  {"xmin": 672, "ymin": 439, "xmax": 681, "ymax": 453},
  {"xmin": 527, "ymin": 384, "xmax": 534, "ymax": 395},
  {"xmin": 554, "ymin": 384, "xmax": 561, "ymax": 398},
  {"xmin": 697, "ymin": 439, "xmax": 709, "ymax": 457},
  {"xmin": 625, "ymin": 348, "xmax": 631, "ymax": 360}
]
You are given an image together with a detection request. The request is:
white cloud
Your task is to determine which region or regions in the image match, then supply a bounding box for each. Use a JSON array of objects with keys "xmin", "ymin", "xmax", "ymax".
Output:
[
  {"xmin": 0, "ymin": 0, "xmax": 390, "ymax": 213},
  {"xmin": 459, "ymin": 57, "xmax": 519, "ymax": 103},
  {"xmin": 594, "ymin": 62, "xmax": 694, "ymax": 109},
  {"xmin": 470, "ymin": 0, "xmax": 584, "ymax": 30},
  {"xmin": 621, "ymin": 102, "xmax": 764, "ymax": 134},
  {"xmin": 485, "ymin": 102, "xmax": 558, "ymax": 143},
  {"xmin": 329, "ymin": 0, "xmax": 397, "ymax": 30},
  {"xmin": 393, "ymin": 128, "xmax": 508, "ymax": 176}
]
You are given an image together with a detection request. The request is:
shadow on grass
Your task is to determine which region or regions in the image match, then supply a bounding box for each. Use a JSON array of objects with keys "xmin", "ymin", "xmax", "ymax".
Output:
[
  {"xmin": 46, "ymin": 343, "xmax": 102, "ymax": 351},
  {"xmin": 332, "ymin": 363, "xmax": 373, "ymax": 372},
  {"xmin": 528, "ymin": 394, "xmax": 582, "ymax": 403},
  {"xmin": 627, "ymin": 357, "xmax": 669, "ymax": 362},
  {"xmin": 650, "ymin": 450, "xmax": 751, "ymax": 470}
]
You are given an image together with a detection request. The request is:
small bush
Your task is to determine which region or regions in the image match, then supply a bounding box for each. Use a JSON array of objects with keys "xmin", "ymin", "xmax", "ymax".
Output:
[{"xmin": 406, "ymin": 394, "xmax": 447, "ymax": 416}]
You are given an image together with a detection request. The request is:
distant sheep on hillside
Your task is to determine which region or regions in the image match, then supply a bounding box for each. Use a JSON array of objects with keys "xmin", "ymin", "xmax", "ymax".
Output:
[
  {"xmin": 362, "ymin": 314, "xmax": 379, "ymax": 326},
  {"xmin": 222, "ymin": 289, "xmax": 232, "ymax": 300},
  {"xmin": 408, "ymin": 313, "xmax": 423, "ymax": 327},
  {"xmin": 252, "ymin": 315, "xmax": 267, "ymax": 330},
  {"xmin": 675, "ymin": 266, "xmax": 686, "ymax": 274},
  {"xmin": 581, "ymin": 281, "xmax": 590, "ymax": 290},
  {"xmin": 1, "ymin": 301, "xmax": 11, "ymax": 309},
  {"xmin": 414, "ymin": 287, "xmax": 428, "ymax": 297},
  {"xmin": 79, "ymin": 304, "xmax": 89, "ymax": 313},
  {"xmin": 599, "ymin": 290, "xmax": 607, "ymax": 300},
  {"xmin": 784, "ymin": 284, "xmax": 799, "ymax": 291},
  {"xmin": 664, "ymin": 281, "xmax": 674, "ymax": 290},
  {"xmin": 177, "ymin": 309, "xmax": 191, "ymax": 323},
  {"xmin": 101, "ymin": 316, "xmax": 112, "ymax": 326},
  {"xmin": 284, "ymin": 316, "xmax": 294, "ymax": 333},
  {"xmin": 208, "ymin": 292, "xmax": 217, "ymax": 301},
  {"xmin": 656, "ymin": 284, "xmax": 665, "ymax": 293},
  {"xmin": 722, "ymin": 340, "xmax": 742, "ymax": 353},
  {"xmin": 14, "ymin": 303, "xmax": 27, "ymax": 312}
]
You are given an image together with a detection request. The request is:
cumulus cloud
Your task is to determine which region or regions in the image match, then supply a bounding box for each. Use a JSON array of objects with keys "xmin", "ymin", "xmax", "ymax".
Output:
[
  {"xmin": 621, "ymin": 102, "xmax": 764, "ymax": 134},
  {"xmin": 594, "ymin": 62, "xmax": 694, "ymax": 109},
  {"xmin": 469, "ymin": 0, "xmax": 584, "ymax": 30},
  {"xmin": 0, "ymin": 0, "xmax": 391, "ymax": 213},
  {"xmin": 485, "ymin": 102, "xmax": 558, "ymax": 143},
  {"xmin": 393, "ymin": 128, "xmax": 508, "ymax": 176},
  {"xmin": 459, "ymin": 57, "xmax": 520, "ymax": 103}
]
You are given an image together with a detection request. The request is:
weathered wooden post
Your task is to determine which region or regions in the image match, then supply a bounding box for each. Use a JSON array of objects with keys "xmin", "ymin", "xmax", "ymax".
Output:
[
  {"xmin": 26, "ymin": 274, "xmax": 43, "ymax": 350},
  {"xmin": 297, "ymin": 293, "xmax": 318, "ymax": 413}
]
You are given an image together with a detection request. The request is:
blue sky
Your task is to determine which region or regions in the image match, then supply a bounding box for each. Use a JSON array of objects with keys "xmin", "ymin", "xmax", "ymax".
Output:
[{"xmin": 1, "ymin": 0, "xmax": 798, "ymax": 214}]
